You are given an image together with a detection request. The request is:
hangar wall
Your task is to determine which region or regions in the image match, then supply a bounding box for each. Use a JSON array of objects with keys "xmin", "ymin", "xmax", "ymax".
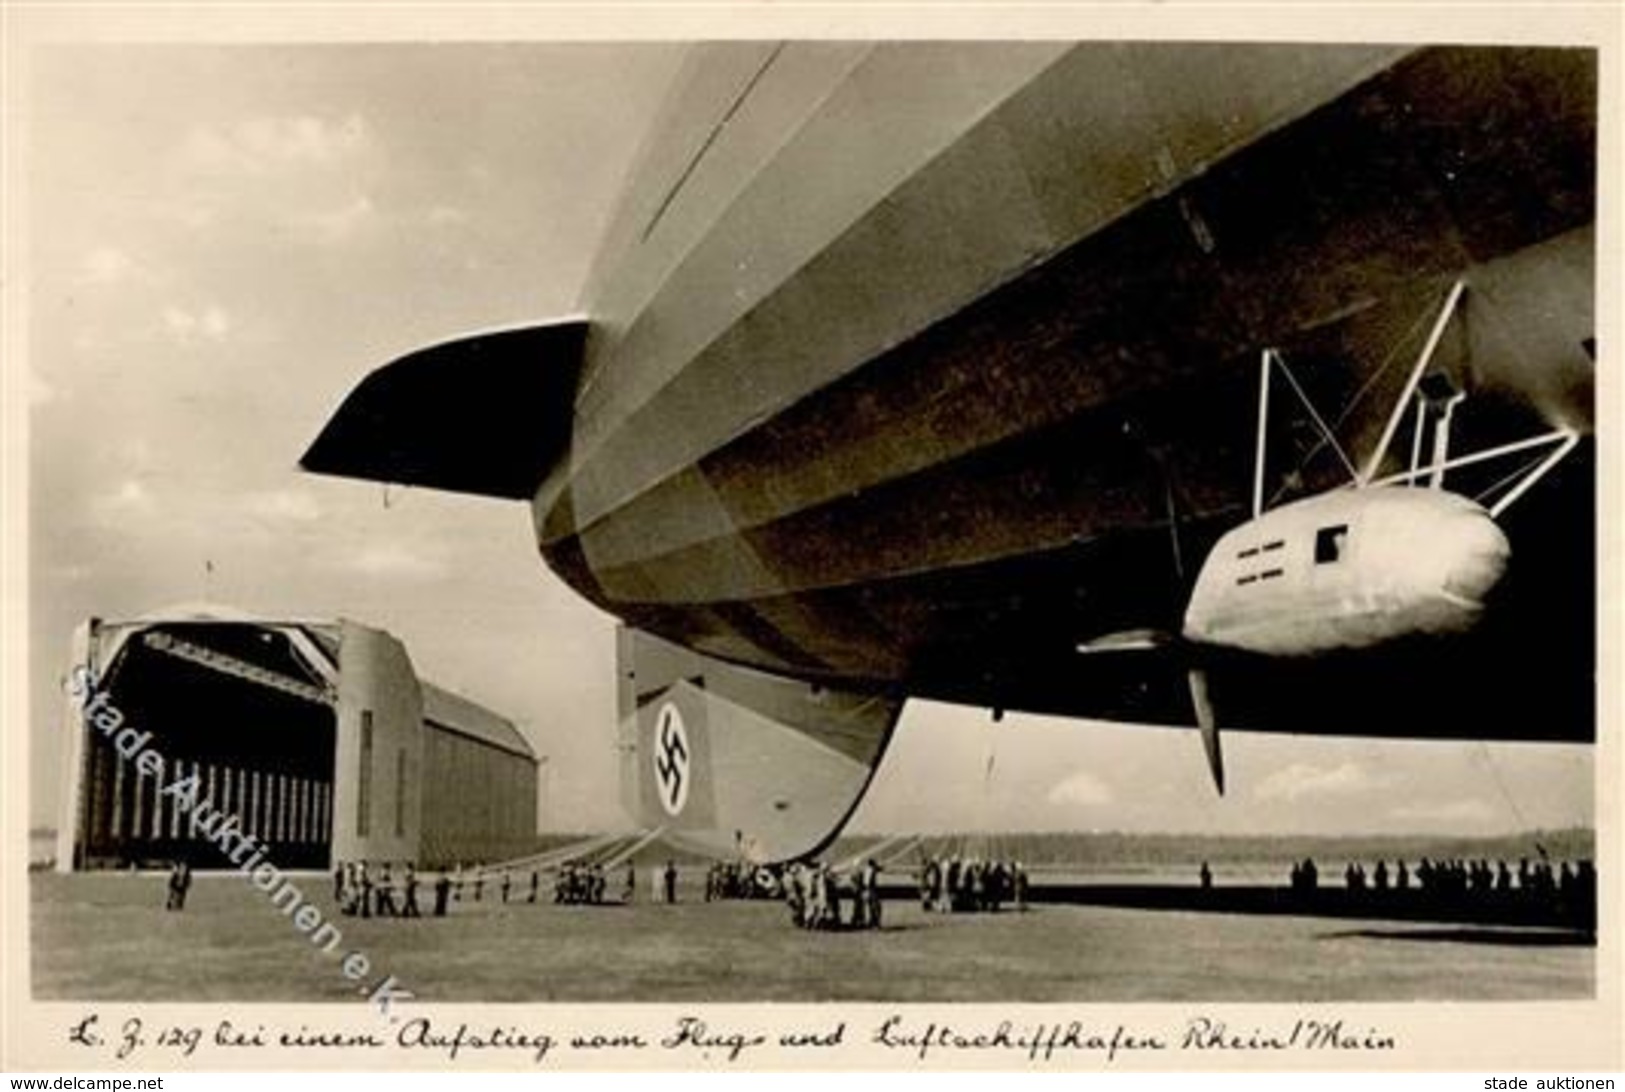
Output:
[
  {"xmin": 418, "ymin": 696, "xmax": 540, "ymax": 868},
  {"xmin": 331, "ymin": 622, "xmax": 423, "ymax": 866}
]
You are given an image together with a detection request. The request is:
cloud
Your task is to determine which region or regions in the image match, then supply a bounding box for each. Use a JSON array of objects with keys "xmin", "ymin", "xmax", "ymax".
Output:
[
  {"xmin": 338, "ymin": 543, "xmax": 445, "ymax": 580},
  {"xmin": 425, "ymin": 204, "xmax": 470, "ymax": 228},
  {"xmin": 291, "ymin": 194, "xmax": 376, "ymax": 244},
  {"xmin": 43, "ymin": 562, "xmax": 93, "ymax": 584},
  {"xmin": 1388, "ymin": 799, "xmax": 1496, "ymax": 825},
  {"xmin": 78, "ymin": 246, "xmax": 141, "ymax": 286},
  {"xmin": 180, "ymin": 113, "xmax": 371, "ymax": 176},
  {"xmin": 89, "ymin": 479, "xmax": 158, "ymax": 524},
  {"xmin": 28, "ymin": 371, "xmax": 60, "ymax": 407},
  {"xmin": 162, "ymin": 303, "xmax": 231, "ymax": 344},
  {"xmin": 1252, "ymin": 761, "xmax": 1379, "ymax": 803},
  {"xmin": 242, "ymin": 489, "xmax": 321, "ymax": 524},
  {"xmin": 1045, "ymin": 769, "xmax": 1114, "ymax": 807},
  {"xmin": 171, "ymin": 113, "xmax": 382, "ymax": 246}
]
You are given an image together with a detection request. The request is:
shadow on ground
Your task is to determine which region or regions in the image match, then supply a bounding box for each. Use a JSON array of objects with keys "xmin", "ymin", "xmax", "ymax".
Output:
[{"xmin": 1318, "ymin": 927, "xmax": 1595, "ymax": 947}]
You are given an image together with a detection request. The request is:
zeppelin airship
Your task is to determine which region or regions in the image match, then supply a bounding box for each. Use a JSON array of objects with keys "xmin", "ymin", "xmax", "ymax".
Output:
[{"xmin": 303, "ymin": 43, "xmax": 1596, "ymax": 861}]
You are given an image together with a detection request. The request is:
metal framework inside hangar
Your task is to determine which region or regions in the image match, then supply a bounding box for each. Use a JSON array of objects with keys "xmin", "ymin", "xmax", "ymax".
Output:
[{"xmin": 56, "ymin": 604, "xmax": 538, "ymax": 871}]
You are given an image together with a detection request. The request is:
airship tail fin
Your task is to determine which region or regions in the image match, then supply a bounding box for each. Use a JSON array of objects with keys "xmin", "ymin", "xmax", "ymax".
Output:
[
  {"xmin": 300, "ymin": 321, "xmax": 588, "ymax": 500},
  {"xmin": 615, "ymin": 625, "xmax": 903, "ymax": 864}
]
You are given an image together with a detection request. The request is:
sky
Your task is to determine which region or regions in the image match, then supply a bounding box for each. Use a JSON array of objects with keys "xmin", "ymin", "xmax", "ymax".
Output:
[{"xmin": 19, "ymin": 41, "xmax": 1597, "ymax": 840}]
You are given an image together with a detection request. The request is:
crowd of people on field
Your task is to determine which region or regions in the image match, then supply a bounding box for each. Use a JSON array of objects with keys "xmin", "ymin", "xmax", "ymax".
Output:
[
  {"xmin": 704, "ymin": 859, "xmax": 779, "ymax": 901},
  {"xmin": 330, "ymin": 857, "xmax": 641, "ymax": 916},
  {"xmin": 334, "ymin": 859, "xmax": 433, "ymax": 917},
  {"xmin": 1286, "ymin": 854, "xmax": 1597, "ymax": 913},
  {"xmin": 782, "ymin": 859, "xmax": 884, "ymax": 930},
  {"xmin": 555, "ymin": 861, "xmax": 610, "ymax": 904},
  {"xmin": 916, "ymin": 854, "xmax": 1028, "ymax": 913}
]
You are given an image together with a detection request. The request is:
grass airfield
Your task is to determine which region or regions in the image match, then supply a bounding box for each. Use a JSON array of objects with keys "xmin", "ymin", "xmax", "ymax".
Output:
[{"xmin": 31, "ymin": 871, "xmax": 1591, "ymax": 1003}]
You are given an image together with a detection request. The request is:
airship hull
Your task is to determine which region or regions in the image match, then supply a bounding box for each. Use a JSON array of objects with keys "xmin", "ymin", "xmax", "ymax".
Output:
[{"xmin": 535, "ymin": 44, "xmax": 1595, "ymax": 740}]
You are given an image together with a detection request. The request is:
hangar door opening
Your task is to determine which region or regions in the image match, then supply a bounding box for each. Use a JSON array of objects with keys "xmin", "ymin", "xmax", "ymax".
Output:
[{"xmin": 75, "ymin": 623, "xmax": 338, "ymax": 870}]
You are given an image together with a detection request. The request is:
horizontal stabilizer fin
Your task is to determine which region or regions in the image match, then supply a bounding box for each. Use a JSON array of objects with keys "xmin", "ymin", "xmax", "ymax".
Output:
[{"xmin": 300, "ymin": 321, "xmax": 588, "ymax": 500}]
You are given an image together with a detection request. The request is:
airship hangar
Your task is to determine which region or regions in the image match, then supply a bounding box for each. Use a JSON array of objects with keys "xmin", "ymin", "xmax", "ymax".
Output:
[{"xmin": 54, "ymin": 605, "xmax": 538, "ymax": 872}]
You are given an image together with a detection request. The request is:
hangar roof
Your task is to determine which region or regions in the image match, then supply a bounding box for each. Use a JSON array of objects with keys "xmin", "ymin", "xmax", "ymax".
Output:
[
  {"xmin": 132, "ymin": 601, "xmax": 333, "ymax": 627},
  {"xmin": 422, "ymin": 682, "xmax": 536, "ymax": 761}
]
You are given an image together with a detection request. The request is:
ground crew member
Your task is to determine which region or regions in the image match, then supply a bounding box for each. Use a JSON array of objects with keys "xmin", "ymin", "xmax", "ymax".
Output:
[
  {"xmin": 402, "ymin": 865, "xmax": 421, "ymax": 917},
  {"xmin": 375, "ymin": 863, "xmax": 397, "ymax": 917},
  {"xmin": 806, "ymin": 864, "xmax": 825, "ymax": 927},
  {"xmin": 786, "ymin": 864, "xmax": 806, "ymax": 926},
  {"xmin": 166, "ymin": 860, "xmax": 190, "ymax": 911}
]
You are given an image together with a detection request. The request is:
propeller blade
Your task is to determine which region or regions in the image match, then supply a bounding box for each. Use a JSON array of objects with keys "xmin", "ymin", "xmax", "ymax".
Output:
[
  {"xmin": 1163, "ymin": 474, "xmax": 1185, "ymax": 583},
  {"xmin": 1188, "ymin": 667, "xmax": 1225, "ymax": 796}
]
